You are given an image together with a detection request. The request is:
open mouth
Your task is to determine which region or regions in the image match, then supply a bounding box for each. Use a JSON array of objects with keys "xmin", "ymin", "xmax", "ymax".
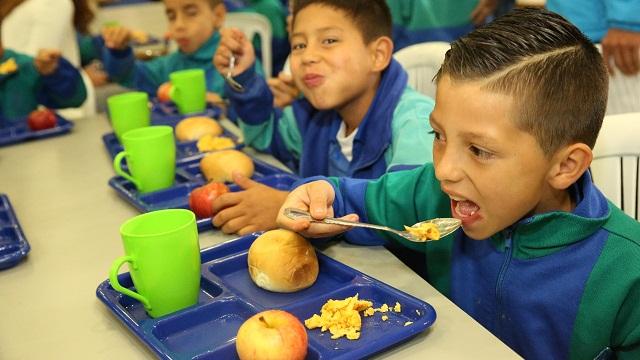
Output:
[{"xmin": 450, "ymin": 196, "xmax": 482, "ymax": 225}]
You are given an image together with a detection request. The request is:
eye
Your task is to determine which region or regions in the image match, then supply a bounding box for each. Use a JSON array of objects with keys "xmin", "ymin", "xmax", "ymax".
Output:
[
  {"xmin": 469, "ymin": 145, "xmax": 493, "ymax": 160},
  {"xmin": 166, "ymin": 12, "xmax": 176, "ymax": 21},
  {"xmin": 291, "ymin": 42, "xmax": 306, "ymax": 51},
  {"xmin": 322, "ymin": 38, "xmax": 338, "ymax": 45},
  {"xmin": 429, "ymin": 130, "xmax": 444, "ymax": 142}
]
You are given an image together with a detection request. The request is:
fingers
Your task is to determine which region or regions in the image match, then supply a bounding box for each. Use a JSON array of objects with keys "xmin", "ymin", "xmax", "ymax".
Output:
[
  {"xmin": 102, "ymin": 27, "xmax": 130, "ymax": 50},
  {"xmin": 212, "ymin": 191, "xmax": 242, "ymax": 213},
  {"xmin": 617, "ymin": 45, "xmax": 640, "ymax": 75},
  {"xmin": 212, "ymin": 201, "xmax": 244, "ymax": 228},
  {"xmin": 232, "ymin": 171, "xmax": 259, "ymax": 190},
  {"xmin": 308, "ymin": 182, "xmax": 334, "ymax": 220},
  {"xmin": 602, "ymin": 44, "xmax": 615, "ymax": 75}
]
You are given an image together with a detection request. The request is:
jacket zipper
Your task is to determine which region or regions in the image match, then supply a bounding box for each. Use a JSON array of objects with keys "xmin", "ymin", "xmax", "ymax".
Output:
[{"xmin": 495, "ymin": 229, "xmax": 514, "ymax": 334}]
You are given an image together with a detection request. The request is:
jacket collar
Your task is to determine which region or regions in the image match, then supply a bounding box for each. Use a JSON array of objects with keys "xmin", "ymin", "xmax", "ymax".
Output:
[
  {"xmin": 490, "ymin": 171, "xmax": 610, "ymax": 259},
  {"xmin": 349, "ymin": 58, "xmax": 408, "ymax": 172},
  {"xmin": 178, "ymin": 31, "xmax": 220, "ymax": 62}
]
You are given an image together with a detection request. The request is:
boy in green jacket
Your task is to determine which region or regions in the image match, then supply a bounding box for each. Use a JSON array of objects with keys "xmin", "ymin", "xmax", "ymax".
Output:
[
  {"xmin": 0, "ymin": 28, "xmax": 87, "ymax": 124},
  {"xmin": 277, "ymin": 8, "xmax": 640, "ymax": 360}
]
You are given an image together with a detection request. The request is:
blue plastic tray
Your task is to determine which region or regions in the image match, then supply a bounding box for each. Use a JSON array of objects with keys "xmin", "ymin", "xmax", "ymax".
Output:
[
  {"xmin": 151, "ymin": 102, "xmax": 223, "ymax": 124},
  {"xmin": 0, "ymin": 114, "xmax": 73, "ymax": 147},
  {"xmin": 102, "ymin": 129, "xmax": 242, "ymax": 165},
  {"xmin": 96, "ymin": 233, "xmax": 437, "ymax": 359},
  {"xmin": 0, "ymin": 194, "xmax": 30, "ymax": 270}
]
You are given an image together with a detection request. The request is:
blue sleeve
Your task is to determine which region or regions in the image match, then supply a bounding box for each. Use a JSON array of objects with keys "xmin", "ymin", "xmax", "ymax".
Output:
[
  {"xmin": 102, "ymin": 47, "xmax": 164, "ymax": 95},
  {"xmin": 229, "ymin": 64, "xmax": 303, "ymax": 169},
  {"xmin": 605, "ymin": 0, "xmax": 640, "ymax": 31},
  {"xmin": 37, "ymin": 57, "xmax": 87, "ymax": 108}
]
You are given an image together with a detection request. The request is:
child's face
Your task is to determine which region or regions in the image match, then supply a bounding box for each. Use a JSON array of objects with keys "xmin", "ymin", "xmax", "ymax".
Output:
[
  {"xmin": 431, "ymin": 76, "xmax": 555, "ymax": 240},
  {"xmin": 289, "ymin": 5, "xmax": 380, "ymax": 110},
  {"xmin": 164, "ymin": 0, "xmax": 224, "ymax": 54}
]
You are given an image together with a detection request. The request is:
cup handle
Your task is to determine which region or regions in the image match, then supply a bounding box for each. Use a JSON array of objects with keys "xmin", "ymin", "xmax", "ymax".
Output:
[
  {"xmin": 109, "ymin": 255, "xmax": 151, "ymax": 310},
  {"xmin": 113, "ymin": 151, "xmax": 140, "ymax": 188}
]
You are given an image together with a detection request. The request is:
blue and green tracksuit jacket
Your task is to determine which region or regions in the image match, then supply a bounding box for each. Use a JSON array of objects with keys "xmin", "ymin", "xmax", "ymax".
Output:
[
  {"xmin": 225, "ymin": 58, "xmax": 435, "ymax": 180},
  {"xmin": 102, "ymin": 31, "xmax": 262, "ymax": 97},
  {"xmin": 386, "ymin": 0, "xmax": 480, "ymax": 51},
  {"xmin": 0, "ymin": 49, "xmax": 87, "ymax": 125},
  {"xmin": 321, "ymin": 164, "xmax": 640, "ymax": 359},
  {"xmin": 547, "ymin": 0, "xmax": 640, "ymax": 42}
]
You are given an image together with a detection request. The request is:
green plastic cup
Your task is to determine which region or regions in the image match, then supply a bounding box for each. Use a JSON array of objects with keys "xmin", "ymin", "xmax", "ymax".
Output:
[
  {"xmin": 113, "ymin": 126, "xmax": 175, "ymax": 193},
  {"xmin": 109, "ymin": 209, "xmax": 201, "ymax": 318},
  {"xmin": 169, "ymin": 69, "xmax": 206, "ymax": 114},
  {"xmin": 107, "ymin": 92, "xmax": 151, "ymax": 141}
]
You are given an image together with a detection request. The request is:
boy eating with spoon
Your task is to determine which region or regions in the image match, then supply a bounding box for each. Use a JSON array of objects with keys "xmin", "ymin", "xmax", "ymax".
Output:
[{"xmin": 276, "ymin": 8, "xmax": 640, "ymax": 359}]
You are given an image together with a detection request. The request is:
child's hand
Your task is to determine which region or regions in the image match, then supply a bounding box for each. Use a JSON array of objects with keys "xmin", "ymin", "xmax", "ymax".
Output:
[
  {"xmin": 213, "ymin": 27, "xmax": 255, "ymax": 77},
  {"xmin": 34, "ymin": 49, "xmax": 62, "ymax": 76},
  {"xmin": 276, "ymin": 180, "xmax": 359, "ymax": 238},
  {"xmin": 102, "ymin": 26, "xmax": 132, "ymax": 50},
  {"xmin": 470, "ymin": 0, "xmax": 498, "ymax": 26},
  {"xmin": 602, "ymin": 28, "xmax": 640, "ymax": 75},
  {"xmin": 267, "ymin": 72, "xmax": 300, "ymax": 108},
  {"xmin": 212, "ymin": 173, "xmax": 288, "ymax": 235}
]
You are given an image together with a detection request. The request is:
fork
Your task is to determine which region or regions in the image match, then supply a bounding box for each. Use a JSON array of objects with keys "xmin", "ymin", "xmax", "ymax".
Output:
[
  {"xmin": 226, "ymin": 54, "xmax": 245, "ymax": 93},
  {"xmin": 284, "ymin": 208, "xmax": 461, "ymax": 243}
]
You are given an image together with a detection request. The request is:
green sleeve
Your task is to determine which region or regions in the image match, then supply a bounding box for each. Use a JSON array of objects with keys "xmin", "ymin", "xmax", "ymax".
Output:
[{"xmin": 239, "ymin": 104, "xmax": 303, "ymax": 159}]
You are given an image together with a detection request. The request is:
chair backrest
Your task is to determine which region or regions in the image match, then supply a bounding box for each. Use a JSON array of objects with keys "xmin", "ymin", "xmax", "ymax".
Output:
[
  {"xmin": 595, "ymin": 44, "xmax": 640, "ymax": 116},
  {"xmin": 591, "ymin": 112, "xmax": 640, "ymax": 220},
  {"xmin": 393, "ymin": 41, "xmax": 450, "ymax": 99},
  {"xmin": 224, "ymin": 12, "xmax": 272, "ymax": 77}
]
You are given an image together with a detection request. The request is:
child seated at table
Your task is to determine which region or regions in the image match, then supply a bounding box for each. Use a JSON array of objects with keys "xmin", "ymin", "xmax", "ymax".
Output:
[
  {"xmin": 101, "ymin": 0, "xmax": 261, "ymax": 102},
  {"xmin": 210, "ymin": 0, "xmax": 435, "ymax": 240},
  {"xmin": 0, "ymin": 26, "xmax": 87, "ymax": 125},
  {"xmin": 276, "ymin": 8, "xmax": 640, "ymax": 360}
]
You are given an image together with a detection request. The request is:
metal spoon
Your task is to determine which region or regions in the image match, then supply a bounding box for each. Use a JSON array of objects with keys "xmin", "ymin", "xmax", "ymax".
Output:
[
  {"xmin": 226, "ymin": 54, "xmax": 245, "ymax": 93},
  {"xmin": 284, "ymin": 208, "xmax": 462, "ymax": 243}
]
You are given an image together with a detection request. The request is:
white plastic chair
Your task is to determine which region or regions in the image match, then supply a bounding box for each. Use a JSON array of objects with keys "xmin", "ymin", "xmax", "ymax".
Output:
[
  {"xmin": 393, "ymin": 42, "xmax": 450, "ymax": 99},
  {"xmin": 591, "ymin": 112, "xmax": 640, "ymax": 220},
  {"xmin": 224, "ymin": 12, "xmax": 272, "ymax": 77},
  {"xmin": 595, "ymin": 44, "xmax": 640, "ymax": 116}
]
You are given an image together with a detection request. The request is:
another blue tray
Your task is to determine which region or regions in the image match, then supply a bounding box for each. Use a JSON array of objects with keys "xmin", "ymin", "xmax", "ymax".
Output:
[
  {"xmin": 102, "ymin": 129, "xmax": 242, "ymax": 165},
  {"xmin": 96, "ymin": 233, "xmax": 437, "ymax": 359},
  {"xmin": 0, "ymin": 114, "xmax": 73, "ymax": 147},
  {"xmin": 151, "ymin": 102, "xmax": 223, "ymax": 124},
  {"xmin": 0, "ymin": 194, "xmax": 30, "ymax": 270}
]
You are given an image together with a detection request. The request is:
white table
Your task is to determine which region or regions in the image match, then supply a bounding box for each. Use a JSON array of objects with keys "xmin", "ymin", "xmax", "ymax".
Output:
[{"xmin": 0, "ymin": 114, "xmax": 521, "ymax": 359}]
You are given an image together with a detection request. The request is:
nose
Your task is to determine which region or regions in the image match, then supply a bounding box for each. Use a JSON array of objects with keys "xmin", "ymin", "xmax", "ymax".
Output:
[
  {"xmin": 434, "ymin": 144, "xmax": 464, "ymax": 184},
  {"xmin": 300, "ymin": 42, "xmax": 320, "ymax": 65}
]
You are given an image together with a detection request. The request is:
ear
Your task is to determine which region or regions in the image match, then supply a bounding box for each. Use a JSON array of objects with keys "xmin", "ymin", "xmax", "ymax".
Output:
[
  {"xmin": 212, "ymin": 3, "xmax": 226, "ymax": 29},
  {"xmin": 547, "ymin": 143, "xmax": 593, "ymax": 190},
  {"xmin": 368, "ymin": 36, "xmax": 393, "ymax": 72}
]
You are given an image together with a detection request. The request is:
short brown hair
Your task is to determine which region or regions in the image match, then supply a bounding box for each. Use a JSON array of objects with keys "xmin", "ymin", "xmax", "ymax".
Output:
[
  {"xmin": 435, "ymin": 8, "xmax": 608, "ymax": 155},
  {"xmin": 293, "ymin": 0, "xmax": 392, "ymax": 44}
]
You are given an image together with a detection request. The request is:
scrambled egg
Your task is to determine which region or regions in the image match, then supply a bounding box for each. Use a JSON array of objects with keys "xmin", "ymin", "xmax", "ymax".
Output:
[
  {"xmin": 304, "ymin": 294, "xmax": 373, "ymax": 340},
  {"xmin": 393, "ymin": 302, "xmax": 401, "ymax": 312},
  {"xmin": 0, "ymin": 58, "xmax": 18, "ymax": 75},
  {"xmin": 196, "ymin": 135, "xmax": 235, "ymax": 152},
  {"xmin": 404, "ymin": 222, "xmax": 440, "ymax": 241},
  {"xmin": 404, "ymin": 321, "xmax": 413, "ymax": 326}
]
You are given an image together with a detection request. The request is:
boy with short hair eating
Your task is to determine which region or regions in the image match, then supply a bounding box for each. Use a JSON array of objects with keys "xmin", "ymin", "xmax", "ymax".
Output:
[{"xmin": 277, "ymin": 8, "xmax": 640, "ymax": 359}]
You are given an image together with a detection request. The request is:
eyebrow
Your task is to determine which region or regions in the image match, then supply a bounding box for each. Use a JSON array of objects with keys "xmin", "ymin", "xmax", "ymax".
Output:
[
  {"xmin": 291, "ymin": 26, "xmax": 343, "ymax": 38},
  {"xmin": 429, "ymin": 114, "xmax": 498, "ymax": 145}
]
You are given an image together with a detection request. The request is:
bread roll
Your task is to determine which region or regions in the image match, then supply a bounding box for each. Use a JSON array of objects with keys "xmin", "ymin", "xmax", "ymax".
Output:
[
  {"xmin": 248, "ymin": 229, "xmax": 319, "ymax": 293},
  {"xmin": 199, "ymin": 150, "xmax": 254, "ymax": 182},
  {"xmin": 175, "ymin": 116, "xmax": 223, "ymax": 141}
]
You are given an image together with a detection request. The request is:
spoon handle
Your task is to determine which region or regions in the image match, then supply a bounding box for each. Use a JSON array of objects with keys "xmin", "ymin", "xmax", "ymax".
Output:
[{"xmin": 284, "ymin": 208, "xmax": 395, "ymax": 232}]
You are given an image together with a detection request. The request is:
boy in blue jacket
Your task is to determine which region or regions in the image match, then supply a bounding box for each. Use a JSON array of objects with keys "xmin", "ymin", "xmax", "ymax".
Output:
[
  {"xmin": 101, "ymin": 0, "xmax": 254, "ymax": 100},
  {"xmin": 0, "ymin": 29, "xmax": 87, "ymax": 125},
  {"xmin": 210, "ymin": 0, "xmax": 435, "ymax": 240},
  {"xmin": 277, "ymin": 8, "xmax": 640, "ymax": 360}
]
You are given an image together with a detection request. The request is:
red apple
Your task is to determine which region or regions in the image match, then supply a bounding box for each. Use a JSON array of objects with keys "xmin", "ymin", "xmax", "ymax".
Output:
[
  {"xmin": 188, "ymin": 182, "xmax": 229, "ymax": 218},
  {"xmin": 27, "ymin": 109, "xmax": 57, "ymax": 131},
  {"xmin": 236, "ymin": 310, "xmax": 308, "ymax": 360},
  {"xmin": 157, "ymin": 82, "xmax": 173, "ymax": 103}
]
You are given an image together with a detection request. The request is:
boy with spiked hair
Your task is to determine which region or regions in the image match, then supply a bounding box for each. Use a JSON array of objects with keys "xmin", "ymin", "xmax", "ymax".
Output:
[{"xmin": 277, "ymin": 8, "xmax": 640, "ymax": 359}]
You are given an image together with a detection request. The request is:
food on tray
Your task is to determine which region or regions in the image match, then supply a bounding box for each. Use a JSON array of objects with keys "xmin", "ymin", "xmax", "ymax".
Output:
[
  {"xmin": 199, "ymin": 149, "xmax": 254, "ymax": 183},
  {"xmin": 404, "ymin": 222, "xmax": 440, "ymax": 241},
  {"xmin": 196, "ymin": 134, "xmax": 235, "ymax": 152},
  {"xmin": 236, "ymin": 309, "xmax": 308, "ymax": 360},
  {"xmin": 188, "ymin": 182, "xmax": 229, "ymax": 218},
  {"xmin": 156, "ymin": 82, "xmax": 172, "ymax": 103},
  {"xmin": 304, "ymin": 294, "xmax": 373, "ymax": 340},
  {"xmin": 0, "ymin": 58, "xmax": 18, "ymax": 75},
  {"xmin": 175, "ymin": 116, "xmax": 222, "ymax": 141},
  {"xmin": 27, "ymin": 109, "xmax": 57, "ymax": 131},
  {"xmin": 247, "ymin": 229, "xmax": 319, "ymax": 293}
]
